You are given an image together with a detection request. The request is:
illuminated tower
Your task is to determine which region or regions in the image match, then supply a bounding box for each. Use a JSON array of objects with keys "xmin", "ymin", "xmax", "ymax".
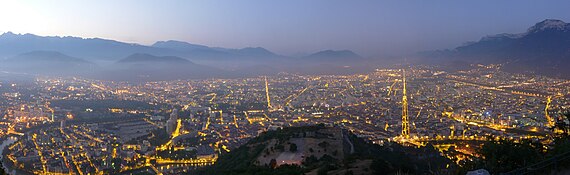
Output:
[
  {"xmin": 401, "ymin": 69, "xmax": 410, "ymax": 138},
  {"xmin": 265, "ymin": 76, "xmax": 272, "ymax": 109},
  {"xmin": 545, "ymin": 96, "xmax": 555, "ymax": 127}
]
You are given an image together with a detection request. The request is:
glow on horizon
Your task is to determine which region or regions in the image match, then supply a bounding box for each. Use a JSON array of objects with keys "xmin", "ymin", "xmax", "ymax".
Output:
[
  {"xmin": 0, "ymin": 1, "xmax": 54, "ymax": 35},
  {"xmin": 1, "ymin": 0, "xmax": 570, "ymax": 56}
]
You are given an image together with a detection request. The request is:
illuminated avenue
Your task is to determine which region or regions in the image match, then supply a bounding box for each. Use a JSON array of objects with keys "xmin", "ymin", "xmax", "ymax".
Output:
[{"xmin": 0, "ymin": 64, "xmax": 567, "ymax": 174}]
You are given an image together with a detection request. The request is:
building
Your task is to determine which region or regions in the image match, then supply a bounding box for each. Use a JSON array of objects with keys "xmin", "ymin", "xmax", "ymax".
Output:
[{"xmin": 166, "ymin": 109, "xmax": 179, "ymax": 134}]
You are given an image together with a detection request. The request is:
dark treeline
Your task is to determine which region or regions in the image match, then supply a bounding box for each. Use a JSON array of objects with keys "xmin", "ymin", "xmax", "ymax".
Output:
[{"xmin": 460, "ymin": 111, "xmax": 570, "ymax": 174}]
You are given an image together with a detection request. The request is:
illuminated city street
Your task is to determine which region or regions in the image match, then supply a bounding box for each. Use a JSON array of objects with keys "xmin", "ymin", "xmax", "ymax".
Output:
[{"xmin": 1, "ymin": 65, "xmax": 567, "ymax": 174}]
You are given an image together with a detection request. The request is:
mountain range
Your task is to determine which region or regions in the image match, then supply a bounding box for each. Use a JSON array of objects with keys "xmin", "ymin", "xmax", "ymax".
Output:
[
  {"xmin": 0, "ymin": 31, "xmax": 371, "ymax": 80},
  {"xmin": 419, "ymin": 19, "xmax": 570, "ymax": 77},
  {"xmin": 0, "ymin": 32, "xmax": 360, "ymax": 63},
  {"xmin": 2, "ymin": 19, "xmax": 570, "ymax": 80}
]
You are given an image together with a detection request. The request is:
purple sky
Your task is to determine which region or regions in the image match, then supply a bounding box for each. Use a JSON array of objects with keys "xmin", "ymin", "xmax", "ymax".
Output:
[{"xmin": 1, "ymin": 0, "xmax": 569, "ymax": 57}]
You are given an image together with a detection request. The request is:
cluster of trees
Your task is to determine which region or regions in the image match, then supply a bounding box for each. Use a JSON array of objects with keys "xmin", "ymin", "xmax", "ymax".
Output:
[
  {"xmin": 194, "ymin": 114, "xmax": 570, "ymax": 175},
  {"xmin": 462, "ymin": 111, "xmax": 570, "ymax": 174},
  {"xmin": 0, "ymin": 162, "xmax": 5, "ymax": 175},
  {"xmin": 462, "ymin": 139, "xmax": 544, "ymax": 173},
  {"xmin": 194, "ymin": 125, "xmax": 453, "ymax": 175},
  {"xmin": 147, "ymin": 128, "xmax": 170, "ymax": 146},
  {"xmin": 193, "ymin": 125, "xmax": 338, "ymax": 175},
  {"xmin": 193, "ymin": 143, "xmax": 302, "ymax": 175},
  {"xmin": 248, "ymin": 124, "xmax": 326, "ymax": 144},
  {"xmin": 346, "ymin": 133, "xmax": 452, "ymax": 174}
]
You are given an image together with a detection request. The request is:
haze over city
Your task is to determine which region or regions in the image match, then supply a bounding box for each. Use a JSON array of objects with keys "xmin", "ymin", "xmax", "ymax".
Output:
[{"xmin": 1, "ymin": 1, "xmax": 570, "ymax": 175}]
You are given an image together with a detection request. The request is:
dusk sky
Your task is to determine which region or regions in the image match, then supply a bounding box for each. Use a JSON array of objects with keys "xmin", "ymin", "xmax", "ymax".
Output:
[{"xmin": 1, "ymin": 0, "xmax": 570, "ymax": 57}]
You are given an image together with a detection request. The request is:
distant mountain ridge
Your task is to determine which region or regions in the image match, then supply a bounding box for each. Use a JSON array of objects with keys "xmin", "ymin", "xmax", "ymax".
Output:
[
  {"xmin": 152, "ymin": 40, "xmax": 277, "ymax": 57},
  {"xmin": 420, "ymin": 19, "xmax": 570, "ymax": 77},
  {"xmin": 7, "ymin": 51, "xmax": 88, "ymax": 63},
  {"xmin": 0, "ymin": 32, "xmax": 168, "ymax": 60},
  {"xmin": 0, "ymin": 31, "xmax": 373, "ymax": 80},
  {"xmin": 0, "ymin": 51, "xmax": 95, "ymax": 75},
  {"xmin": 152, "ymin": 40, "xmax": 210, "ymax": 51},
  {"xmin": 108, "ymin": 53, "xmax": 224, "ymax": 81},
  {"xmin": 118, "ymin": 53, "xmax": 192, "ymax": 63},
  {"xmin": 0, "ymin": 32, "xmax": 295, "ymax": 62},
  {"xmin": 304, "ymin": 50, "xmax": 363, "ymax": 61},
  {"xmin": 0, "ymin": 32, "xmax": 364, "ymax": 63}
]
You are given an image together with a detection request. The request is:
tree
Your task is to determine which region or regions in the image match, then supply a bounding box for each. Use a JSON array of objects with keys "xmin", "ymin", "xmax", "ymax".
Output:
[
  {"xmin": 303, "ymin": 155, "xmax": 319, "ymax": 166},
  {"xmin": 318, "ymin": 141, "xmax": 329, "ymax": 148},
  {"xmin": 276, "ymin": 144, "xmax": 285, "ymax": 151},
  {"xmin": 270, "ymin": 159, "xmax": 277, "ymax": 169},
  {"xmin": 318, "ymin": 164, "xmax": 338, "ymax": 175},
  {"xmin": 548, "ymin": 110, "xmax": 570, "ymax": 168},
  {"xmin": 0, "ymin": 162, "xmax": 5, "ymax": 175},
  {"xmin": 551, "ymin": 136, "xmax": 570, "ymax": 156},
  {"xmin": 290, "ymin": 143, "xmax": 298, "ymax": 152},
  {"xmin": 477, "ymin": 139, "xmax": 543, "ymax": 173},
  {"xmin": 553, "ymin": 111, "xmax": 570, "ymax": 135}
]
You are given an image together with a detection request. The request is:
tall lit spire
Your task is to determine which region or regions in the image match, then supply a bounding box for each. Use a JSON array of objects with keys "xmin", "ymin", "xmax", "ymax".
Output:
[
  {"xmin": 401, "ymin": 69, "xmax": 410, "ymax": 138},
  {"xmin": 545, "ymin": 96, "xmax": 555, "ymax": 127},
  {"xmin": 265, "ymin": 76, "xmax": 272, "ymax": 109}
]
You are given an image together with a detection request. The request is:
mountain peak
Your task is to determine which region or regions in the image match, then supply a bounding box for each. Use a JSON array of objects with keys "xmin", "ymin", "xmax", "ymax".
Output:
[
  {"xmin": 424, "ymin": 19, "xmax": 570, "ymax": 78},
  {"xmin": 309, "ymin": 50, "xmax": 361, "ymax": 58},
  {"xmin": 152, "ymin": 40, "xmax": 209, "ymax": 50},
  {"xmin": 527, "ymin": 19, "xmax": 569, "ymax": 33},
  {"xmin": 236, "ymin": 47, "xmax": 273, "ymax": 55},
  {"xmin": 0, "ymin": 31, "xmax": 21, "ymax": 38},
  {"xmin": 320, "ymin": 49, "xmax": 355, "ymax": 54},
  {"xmin": 1, "ymin": 31, "xmax": 14, "ymax": 35},
  {"xmin": 303, "ymin": 50, "xmax": 363, "ymax": 62}
]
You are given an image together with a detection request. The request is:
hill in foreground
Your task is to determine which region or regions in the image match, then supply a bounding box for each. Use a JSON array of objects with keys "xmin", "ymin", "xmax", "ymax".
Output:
[{"xmin": 194, "ymin": 125, "xmax": 452, "ymax": 175}]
